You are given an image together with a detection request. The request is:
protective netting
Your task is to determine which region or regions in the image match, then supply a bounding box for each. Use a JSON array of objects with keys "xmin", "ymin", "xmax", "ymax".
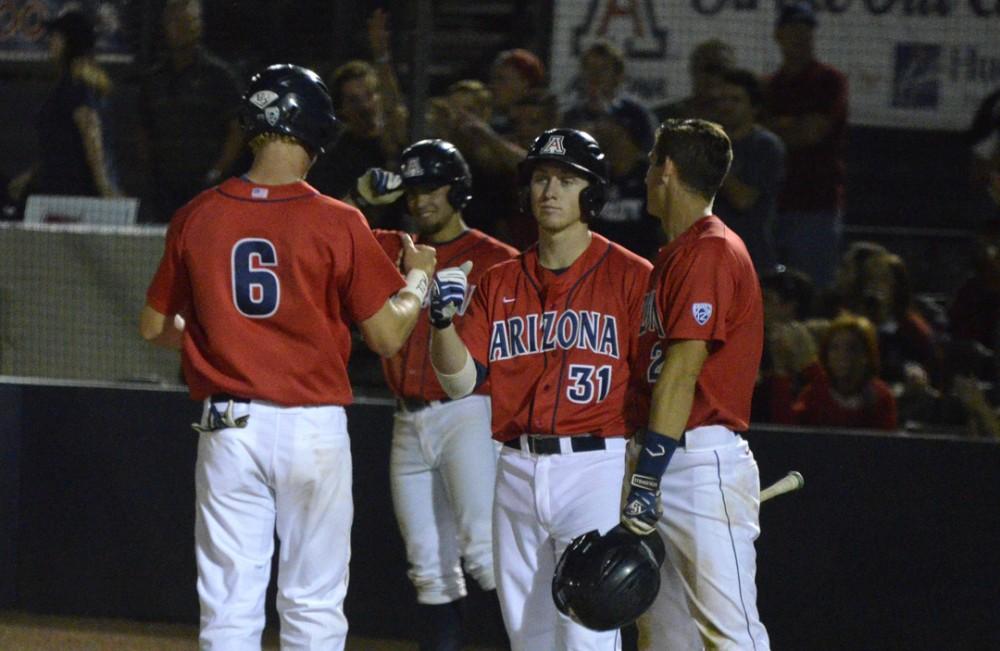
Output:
[{"xmin": 0, "ymin": 221, "xmax": 181, "ymax": 385}]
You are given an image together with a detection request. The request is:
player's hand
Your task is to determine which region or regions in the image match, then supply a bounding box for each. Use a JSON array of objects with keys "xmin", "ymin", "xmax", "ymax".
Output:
[
  {"xmin": 352, "ymin": 167, "xmax": 404, "ymax": 208},
  {"xmin": 400, "ymin": 233, "xmax": 436, "ymax": 277},
  {"xmin": 430, "ymin": 261, "xmax": 473, "ymax": 329},
  {"xmin": 621, "ymin": 474, "xmax": 662, "ymax": 537}
]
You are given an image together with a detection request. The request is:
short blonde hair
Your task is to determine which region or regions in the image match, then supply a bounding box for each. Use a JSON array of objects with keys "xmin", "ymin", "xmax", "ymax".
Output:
[{"xmin": 248, "ymin": 132, "xmax": 305, "ymax": 154}]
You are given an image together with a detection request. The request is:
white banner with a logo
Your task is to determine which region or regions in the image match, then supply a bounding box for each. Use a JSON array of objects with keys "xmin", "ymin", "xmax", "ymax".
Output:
[{"xmin": 550, "ymin": 0, "xmax": 1000, "ymax": 131}]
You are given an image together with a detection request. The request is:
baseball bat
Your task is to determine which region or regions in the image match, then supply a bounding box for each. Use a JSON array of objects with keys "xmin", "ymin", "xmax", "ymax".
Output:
[{"xmin": 760, "ymin": 471, "xmax": 804, "ymax": 503}]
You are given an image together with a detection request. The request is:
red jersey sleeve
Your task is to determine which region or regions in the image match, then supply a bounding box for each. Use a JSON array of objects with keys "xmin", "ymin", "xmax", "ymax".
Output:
[
  {"xmin": 146, "ymin": 211, "xmax": 192, "ymax": 315},
  {"xmin": 659, "ymin": 238, "xmax": 735, "ymax": 343},
  {"xmin": 340, "ymin": 211, "xmax": 405, "ymax": 323}
]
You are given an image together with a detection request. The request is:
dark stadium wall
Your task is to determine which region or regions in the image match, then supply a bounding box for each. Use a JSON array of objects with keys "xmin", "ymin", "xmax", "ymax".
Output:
[{"xmin": 0, "ymin": 383, "xmax": 998, "ymax": 649}]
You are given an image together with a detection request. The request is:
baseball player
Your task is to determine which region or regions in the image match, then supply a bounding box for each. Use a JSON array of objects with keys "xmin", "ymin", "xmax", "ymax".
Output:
[
  {"xmin": 621, "ymin": 118, "xmax": 770, "ymax": 649},
  {"xmin": 138, "ymin": 64, "xmax": 437, "ymax": 650},
  {"xmin": 428, "ymin": 128, "xmax": 653, "ymax": 651},
  {"xmin": 355, "ymin": 140, "xmax": 517, "ymax": 651}
]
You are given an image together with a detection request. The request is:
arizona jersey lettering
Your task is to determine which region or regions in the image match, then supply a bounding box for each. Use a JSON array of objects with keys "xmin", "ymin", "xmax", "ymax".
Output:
[{"xmin": 488, "ymin": 311, "xmax": 619, "ymax": 361}]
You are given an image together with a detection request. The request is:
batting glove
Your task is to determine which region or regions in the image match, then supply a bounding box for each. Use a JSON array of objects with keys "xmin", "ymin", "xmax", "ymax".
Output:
[
  {"xmin": 191, "ymin": 400, "xmax": 250, "ymax": 433},
  {"xmin": 430, "ymin": 261, "xmax": 473, "ymax": 329},
  {"xmin": 621, "ymin": 474, "xmax": 662, "ymax": 537},
  {"xmin": 351, "ymin": 167, "xmax": 404, "ymax": 208}
]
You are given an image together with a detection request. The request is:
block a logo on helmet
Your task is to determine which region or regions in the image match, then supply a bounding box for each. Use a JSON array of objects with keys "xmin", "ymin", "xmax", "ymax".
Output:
[
  {"xmin": 240, "ymin": 63, "xmax": 340, "ymax": 155},
  {"xmin": 540, "ymin": 135, "xmax": 566, "ymax": 156},
  {"xmin": 402, "ymin": 156, "xmax": 425, "ymax": 179}
]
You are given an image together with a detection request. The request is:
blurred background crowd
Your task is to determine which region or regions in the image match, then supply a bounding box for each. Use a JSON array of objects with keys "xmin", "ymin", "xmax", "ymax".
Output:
[{"xmin": 2, "ymin": 0, "xmax": 1000, "ymax": 440}]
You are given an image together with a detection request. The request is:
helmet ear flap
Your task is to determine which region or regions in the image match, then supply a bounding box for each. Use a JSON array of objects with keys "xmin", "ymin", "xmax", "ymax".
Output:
[{"xmin": 580, "ymin": 182, "xmax": 607, "ymax": 221}]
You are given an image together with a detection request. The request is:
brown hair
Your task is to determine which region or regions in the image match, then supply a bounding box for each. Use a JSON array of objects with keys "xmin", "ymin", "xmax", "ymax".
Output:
[
  {"xmin": 820, "ymin": 314, "xmax": 881, "ymax": 379},
  {"xmin": 494, "ymin": 48, "xmax": 546, "ymax": 88},
  {"xmin": 328, "ymin": 60, "xmax": 376, "ymax": 110},
  {"xmin": 652, "ymin": 119, "xmax": 732, "ymax": 200},
  {"xmin": 582, "ymin": 40, "xmax": 625, "ymax": 76}
]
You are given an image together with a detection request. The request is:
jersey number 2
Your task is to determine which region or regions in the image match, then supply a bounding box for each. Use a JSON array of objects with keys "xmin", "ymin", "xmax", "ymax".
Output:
[{"xmin": 232, "ymin": 238, "xmax": 280, "ymax": 318}]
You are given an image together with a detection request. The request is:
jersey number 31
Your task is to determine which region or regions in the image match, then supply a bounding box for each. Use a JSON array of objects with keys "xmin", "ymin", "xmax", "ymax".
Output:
[{"xmin": 232, "ymin": 238, "xmax": 280, "ymax": 318}]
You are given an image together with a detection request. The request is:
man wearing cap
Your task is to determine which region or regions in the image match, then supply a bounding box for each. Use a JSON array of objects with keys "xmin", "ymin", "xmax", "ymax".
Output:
[{"xmin": 764, "ymin": 1, "xmax": 848, "ymax": 289}]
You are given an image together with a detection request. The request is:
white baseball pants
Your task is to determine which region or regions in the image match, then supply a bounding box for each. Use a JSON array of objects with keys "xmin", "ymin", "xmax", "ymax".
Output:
[
  {"xmin": 637, "ymin": 427, "xmax": 771, "ymax": 651},
  {"xmin": 194, "ymin": 400, "xmax": 353, "ymax": 651},
  {"xmin": 494, "ymin": 436, "xmax": 627, "ymax": 651},
  {"xmin": 390, "ymin": 394, "xmax": 498, "ymax": 604}
]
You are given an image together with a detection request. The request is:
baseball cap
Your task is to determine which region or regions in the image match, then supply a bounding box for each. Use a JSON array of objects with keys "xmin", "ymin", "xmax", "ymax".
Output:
[{"xmin": 777, "ymin": 1, "xmax": 817, "ymax": 27}]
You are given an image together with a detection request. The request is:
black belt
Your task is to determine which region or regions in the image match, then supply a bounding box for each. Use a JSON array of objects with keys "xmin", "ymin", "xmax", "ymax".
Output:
[
  {"xmin": 396, "ymin": 396, "xmax": 450, "ymax": 412},
  {"xmin": 211, "ymin": 392, "xmax": 251, "ymax": 404},
  {"xmin": 503, "ymin": 435, "xmax": 608, "ymax": 455}
]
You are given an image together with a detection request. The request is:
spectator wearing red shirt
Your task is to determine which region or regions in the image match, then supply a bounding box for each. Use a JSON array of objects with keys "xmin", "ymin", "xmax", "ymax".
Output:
[
  {"xmin": 794, "ymin": 314, "xmax": 898, "ymax": 430},
  {"xmin": 764, "ymin": 1, "xmax": 848, "ymax": 289}
]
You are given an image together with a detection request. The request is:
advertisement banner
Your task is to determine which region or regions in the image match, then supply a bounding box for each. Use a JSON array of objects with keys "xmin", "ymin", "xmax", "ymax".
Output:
[
  {"xmin": 550, "ymin": 0, "xmax": 1000, "ymax": 130},
  {"xmin": 0, "ymin": 0, "xmax": 133, "ymax": 62}
]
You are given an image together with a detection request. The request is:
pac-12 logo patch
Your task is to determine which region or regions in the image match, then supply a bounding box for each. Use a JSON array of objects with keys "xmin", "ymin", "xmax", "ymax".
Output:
[
  {"xmin": 692, "ymin": 302, "xmax": 712, "ymax": 326},
  {"xmin": 249, "ymin": 90, "xmax": 278, "ymax": 108},
  {"xmin": 540, "ymin": 135, "xmax": 566, "ymax": 155},
  {"xmin": 264, "ymin": 106, "xmax": 280, "ymax": 126},
  {"xmin": 402, "ymin": 157, "xmax": 424, "ymax": 178}
]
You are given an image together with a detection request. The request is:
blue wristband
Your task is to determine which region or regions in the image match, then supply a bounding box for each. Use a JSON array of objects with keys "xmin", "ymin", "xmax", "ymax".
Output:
[{"xmin": 633, "ymin": 429, "xmax": 679, "ymax": 485}]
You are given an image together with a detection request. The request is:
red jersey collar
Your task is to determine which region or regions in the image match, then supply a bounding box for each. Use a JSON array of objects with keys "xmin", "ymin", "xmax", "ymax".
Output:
[
  {"xmin": 527, "ymin": 231, "xmax": 611, "ymax": 284},
  {"xmin": 217, "ymin": 177, "xmax": 319, "ymax": 202},
  {"xmin": 660, "ymin": 214, "xmax": 721, "ymax": 259}
]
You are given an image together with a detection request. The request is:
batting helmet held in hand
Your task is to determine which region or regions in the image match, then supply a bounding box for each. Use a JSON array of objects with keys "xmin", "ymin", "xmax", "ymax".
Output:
[
  {"xmin": 518, "ymin": 128, "xmax": 609, "ymax": 220},
  {"xmin": 552, "ymin": 524, "xmax": 666, "ymax": 631},
  {"xmin": 241, "ymin": 64, "xmax": 339, "ymax": 155},
  {"xmin": 399, "ymin": 139, "xmax": 473, "ymax": 211}
]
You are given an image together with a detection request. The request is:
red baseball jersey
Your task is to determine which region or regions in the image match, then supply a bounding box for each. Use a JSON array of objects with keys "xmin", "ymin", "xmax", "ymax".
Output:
[
  {"xmin": 375, "ymin": 228, "xmax": 518, "ymax": 401},
  {"xmin": 632, "ymin": 215, "xmax": 764, "ymax": 432},
  {"xmin": 146, "ymin": 177, "xmax": 405, "ymax": 405},
  {"xmin": 459, "ymin": 233, "xmax": 652, "ymax": 442}
]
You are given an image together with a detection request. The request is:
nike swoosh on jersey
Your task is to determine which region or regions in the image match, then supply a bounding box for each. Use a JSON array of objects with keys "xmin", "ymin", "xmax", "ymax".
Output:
[{"xmin": 502, "ymin": 297, "xmax": 515, "ymax": 303}]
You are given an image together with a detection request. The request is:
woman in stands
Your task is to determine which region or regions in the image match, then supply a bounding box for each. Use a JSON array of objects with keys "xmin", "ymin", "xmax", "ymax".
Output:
[
  {"xmin": 793, "ymin": 314, "xmax": 898, "ymax": 430},
  {"xmin": 7, "ymin": 8, "xmax": 118, "ymax": 205}
]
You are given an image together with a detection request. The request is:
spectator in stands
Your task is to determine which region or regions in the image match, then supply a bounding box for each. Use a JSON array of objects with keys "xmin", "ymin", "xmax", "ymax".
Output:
[
  {"xmin": 488, "ymin": 48, "xmax": 546, "ymax": 136},
  {"xmin": 310, "ymin": 10, "xmax": 407, "ymax": 227},
  {"xmin": 843, "ymin": 251, "xmax": 941, "ymax": 387},
  {"xmin": 138, "ymin": 0, "xmax": 245, "ymax": 222},
  {"xmin": 950, "ymin": 155, "xmax": 1000, "ymax": 346},
  {"xmin": 753, "ymin": 265, "xmax": 822, "ymax": 423},
  {"xmin": 653, "ymin": 39, "xmax": 735, "ymax": 123},
  {"xmin": 433, "ymin": 51, "xmax": 547, "ymax": 248},
  {"xmin": 8, "ymin": 8, "xmax": 118, "ymax": 205},
  {"xmin": 564, "ymin": 40, "xmax": 660, "ymax": 258},
  {"xmin": 793, "ymin": 314, "xmax": 898, "ymax": 430},
  {"xmin": 764, "ymin": 1, "xmax": 848, "ymax": 289},
  {"xmin": 714, "ymin": 67, "xmax": 785, "ymax": 271}
]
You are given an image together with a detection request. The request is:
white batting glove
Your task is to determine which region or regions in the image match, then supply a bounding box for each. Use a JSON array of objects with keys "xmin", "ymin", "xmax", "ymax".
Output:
[
  {"xmin": 352, "ymin": 167, "xmax": 404, "ymax": 208},
  {"xmin": 430, "ymin": 261, "xmax": 473, "ymax": 329}
]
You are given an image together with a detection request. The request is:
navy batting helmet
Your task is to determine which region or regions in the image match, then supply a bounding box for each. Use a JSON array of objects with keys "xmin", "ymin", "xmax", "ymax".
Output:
[
  {"xmin": 552, "ymin": 525, "xmax": 665, "ymax": 631},
  {"xmin": 399, "ymin": 139, "xmax": 473, "ymax": 211},
  {"xmin": 240, "ymin": 64, "xmax": 339, "ymax": 155},
  {"xmin": 518, "ymin": 128, "xmax": 609, "ymax": 220}
]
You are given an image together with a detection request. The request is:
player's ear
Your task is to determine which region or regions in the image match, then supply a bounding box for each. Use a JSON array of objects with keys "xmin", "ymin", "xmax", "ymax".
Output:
[{"xmin": 661, "ymin": 158, "xmax": 677, "ymax": 186}]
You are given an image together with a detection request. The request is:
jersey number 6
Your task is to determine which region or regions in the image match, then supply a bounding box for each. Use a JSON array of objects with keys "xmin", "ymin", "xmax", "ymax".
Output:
[{"xmin": 232, "ymin": 238, "xmax": 280, "ymax": 318}]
